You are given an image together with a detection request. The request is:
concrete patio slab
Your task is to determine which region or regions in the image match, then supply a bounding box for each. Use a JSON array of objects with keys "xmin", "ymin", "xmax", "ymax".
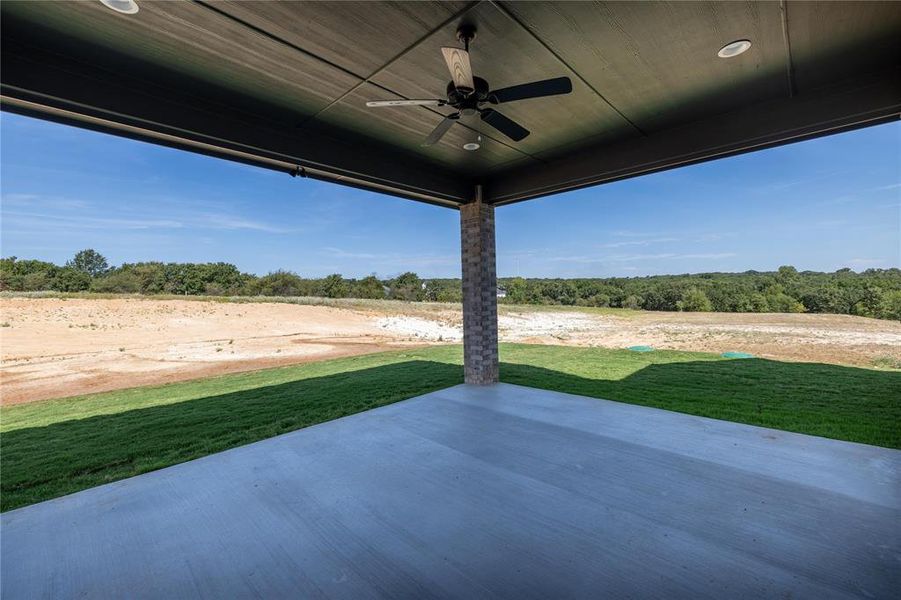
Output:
[{"xmin": 2, "ymin": 383, "xmax": 899, "ymax": 599}]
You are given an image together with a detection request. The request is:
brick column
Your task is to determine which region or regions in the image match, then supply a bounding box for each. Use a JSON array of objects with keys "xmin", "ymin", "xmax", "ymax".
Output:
[{"xmin": 460, "ymin": 186, "xmax": 498, "ymax": 385}]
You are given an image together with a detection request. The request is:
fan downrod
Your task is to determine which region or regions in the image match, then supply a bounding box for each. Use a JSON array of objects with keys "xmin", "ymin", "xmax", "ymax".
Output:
[{"xmin": 456, "ymin": 24, "xmax": 477, "ymax": 51}]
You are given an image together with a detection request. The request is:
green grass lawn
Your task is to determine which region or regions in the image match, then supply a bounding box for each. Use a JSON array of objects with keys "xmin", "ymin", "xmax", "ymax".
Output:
[{"xmin": 2, "ymin": 344, "xmax": 898, "ymax": 511}]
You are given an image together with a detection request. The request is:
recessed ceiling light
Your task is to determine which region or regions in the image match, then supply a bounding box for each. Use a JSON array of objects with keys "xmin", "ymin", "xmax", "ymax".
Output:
[
  {"xmin": 718, "ymin": 39, "xmax": 752, "ymax": 58},
  {"xmin": 463, "ymin": 135, "xmax": 481, "ymax": 151},
  {"xmin": 98, "ymin": 0, "xmax": 139, "ymax": 14}
]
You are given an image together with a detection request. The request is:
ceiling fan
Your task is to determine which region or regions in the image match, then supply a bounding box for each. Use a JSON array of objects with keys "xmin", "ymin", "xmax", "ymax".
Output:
[{"xmin": 365, "ymin": 25, "xmax": 573, "ymax": 147}]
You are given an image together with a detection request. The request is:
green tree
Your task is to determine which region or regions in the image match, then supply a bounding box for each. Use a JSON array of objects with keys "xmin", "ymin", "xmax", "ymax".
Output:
[
  {"xmin": 319, "ymin": 274, "xmax": 348, "ymax": 298},
  {"xmin": 764, "ymin": 286, "xmax": 805, "ymax": 313},
  {"xmin": 748, "ymin": 293, "xmax": 769, "ymax": 312},
  {"xmin": 622, "ymin": 295, "xmax": 643, "ymax": 310},
  {"xmin": 801, "ymin": 286, "xmax": 846, "ymax": 314},
  {"xmin": 582, "ymin": 293, "xmax": 610, "ymax": 307},
  {"xmin": 852, "ymin": 286, "xmax": 884, "ymax": 318},
  {"xmin": 1, "ymin": 258, "xmax": 58, "ymax": 291},
  {"xmin": 429, "ymin": 279, "xmax": 462, "ymax": 302},
  {"xmin": 677, "ymin": 288, "xmax": 713, "ymax": 312},
  {"xmin": 3, "ymin": 254, "xmax": 900, "ymax": 320},
  {"xmin": 163, "ymin": 263, "xmax": 205, "ymax": 295},
  {"xmin": 776, "ymin": 265, "xmax": 799, "ymax": 286},
  {"xmin": 130, "ymin": 263, "xmax": 167, "ymax": 294},
  {"xmin": 502, "ymin": 277, "xmax": 527, "ymax": 304},
  {"xmin": 52, "ymin": 267, "xmax": 91, "ymax": 292},
  {"xmin": 66, "ymin": 249, "xmax": 109, "ymax": 278},
  {"xmin": 255, "ymin": 271, "xmax": 311, "ymax": 296},
  {"xmin": 22, "ymin": 271, "xmax": 52, "ymax": 291},
  {"xmin": 878, "ymin": 290, "xmax": 901, "ymax": 321},
  {"xmin": 355, "ymin": 275, "xmax": 386, "ymax": 299},
  {"xmin": 390, "ymin": 272, "xmax": 423, "ymax": 301},
  {"xmin": 90, "ymin": 271, "xmax": 142, "ymax": 293}
]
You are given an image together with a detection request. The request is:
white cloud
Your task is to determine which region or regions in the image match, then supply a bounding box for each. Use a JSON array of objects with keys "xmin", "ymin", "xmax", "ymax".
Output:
[
  {"xmin": 759, "ymin": 169, "xmax": 856, "ymax": 192},
  {"xmin": 543, "ymin": 252, "xmax": 736, "ymax": 264},
  {"xmin": 2, "ymin": 198, "xmax": 294, "ymax": 233},
  {"xmin": 319, "ymin": 247, "xmax": 457, "ymax": 269},
  {"xmin": 1, "ymin": 193, "xmax": 90, "ymax": 210},
  {"xmin": 678, "ymin": 252, "xmax": 737, "ymax": 259},
  {"xmin": 843, "ymin": 258, "xmax": 892, "ymax": 268},
  {"xmin": 605, "ymin": 230, "xmax": 734, "ymax": 245},
  {"xmin": 319, "ymin": 247, "xmax": 383, "ymax": 260},
  {"xmin": 811, "ymin": 219, "xmax": 848, "ymax": 228},
  {"xmin": 607, "ymin": 252, "xmax": 736, "ymax": 262},
  {"xmin": 4, "ymin": 211, "xmax": 185, "ymax": 230},
  {"xmin": 693, "ymin": 232, "xmax": 736, "ymax": 242},
  {"xmin": 600, "ymin": 237, "xmax": 680, "ymax": 248},
  {"xmin": 819, "ymin": 182, "xmax": 901, "ymax": 206},
  {"xmin": 193, "ymin": 214, "xmax": 293, "ymax": 233},
  {"xmin": 611, "ymin": 230, "xmax": 671, "ymax": 238}
]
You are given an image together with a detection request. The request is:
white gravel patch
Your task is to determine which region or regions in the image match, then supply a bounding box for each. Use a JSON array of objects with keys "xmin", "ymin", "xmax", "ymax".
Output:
[
  {"xmin": 375, "ymin": 316, "xmax": 462, "ymax": 341},
  {"xmin": 375, "ymin": 309, "xmax": 901, "ymax": 352},
  {"xmin": 499, "ymin": 311, "xmax": 607, "ymax": 340},
  {"xmin": 375, "ymin": 311, "xmax": 613, "ymax": 343}
]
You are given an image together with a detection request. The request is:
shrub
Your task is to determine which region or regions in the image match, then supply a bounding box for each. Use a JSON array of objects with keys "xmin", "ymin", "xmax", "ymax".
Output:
[
  {"xmin": 0, "ymin": 258, "xmax": 57, "ymax": 291},
  {"xmin": 319, "ymin": 274, "xmax": 348, "ymax": 298},
  {"xmin": 389, "ymin": 272, "xmax": 424, "ymax": 301},
  {"xmin": 121, "ymin": 263, "xmax": 167, "ymax": 294},
  {"xmin": 204, "ymin": 282, "xmax": 226, "ymax": 296},
  {"xmin": 22, "ymin": 272, "xmax": 52, "ymax": 291},
  {"xmin": 91, "ymin": 271, "xmax": 142, "ymax": 294},
  {"xmin": 677, "ymin": 288, "xmax": 713, "ymax": 312},
  {"xmin": 354, "ymin": 275, "xmax": 386, "ymax": 299},
  {"xmin": 621, "ymin": 295, "xmax": 643, "ymax": 310},
  {"xmin": 766, "ymin": 292, "xmax": 805, "ymax": 313},
  {"xmin": 52, "ymin": 268, "xmax": 91, "ymax": 292},
  {"xmin": 877, "ymin": 290, "xmax": 901, "ymax": 321},
  {"xmin": 255, "ymin": 271, "xmax": 314, "ymax": 297}
]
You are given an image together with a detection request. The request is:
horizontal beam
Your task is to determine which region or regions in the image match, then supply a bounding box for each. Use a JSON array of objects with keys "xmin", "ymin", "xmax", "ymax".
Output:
[
  {"xmin": 486, "ymin": 69, "xmax": 901, "ymax": 205},
  {"xmin": 0, "ymin": 39, "xmax": 470, "ymax": 209}
]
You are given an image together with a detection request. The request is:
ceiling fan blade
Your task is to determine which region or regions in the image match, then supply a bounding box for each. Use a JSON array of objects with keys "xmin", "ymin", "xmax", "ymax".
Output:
[
  {"xmin": 490, "ymin": 77, "xmax": 573, "ymax": 104},
  {"xmin": 441, "ymin": 47, "xmax": 475, "ymax": 92},
  {"xmin": 480, "ymin": 109, "xmax": 530, "ymax": 142},
  {"xmin": 422, "ymin": 113, "xmax": 459, "ymax": 146},
  {"xmin": 365, "ymin": 99, "xmax": 445, "ymax": 107}
]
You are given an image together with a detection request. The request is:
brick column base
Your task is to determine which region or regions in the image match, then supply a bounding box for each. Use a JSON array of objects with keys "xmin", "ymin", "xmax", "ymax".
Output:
[{"xmin": 460, "ymin": 191, "xmax": 498, "ymax": 385}]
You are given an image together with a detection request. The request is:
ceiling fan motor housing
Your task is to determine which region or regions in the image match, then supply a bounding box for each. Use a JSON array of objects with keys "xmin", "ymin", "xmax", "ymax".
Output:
[{"xmin": 446, "ymin": 76, "xmax": 490, "ymax": 108}]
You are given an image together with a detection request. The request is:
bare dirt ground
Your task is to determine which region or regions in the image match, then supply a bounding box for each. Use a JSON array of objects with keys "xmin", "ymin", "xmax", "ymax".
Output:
[{"xmin": 2, "ymin": 296, "xmax": 899, "ymax": 404}]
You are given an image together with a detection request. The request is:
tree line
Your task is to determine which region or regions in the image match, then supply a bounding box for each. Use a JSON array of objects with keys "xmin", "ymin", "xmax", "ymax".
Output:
[{"xmin": 2, "ymin": 249, "xmax": 899, "ymax": 320}]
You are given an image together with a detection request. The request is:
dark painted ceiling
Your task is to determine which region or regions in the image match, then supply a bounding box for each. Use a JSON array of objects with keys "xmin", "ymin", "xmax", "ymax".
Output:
[{"xmin": 2, "ymin": 1, "xmax": 899, "ymax": 207}]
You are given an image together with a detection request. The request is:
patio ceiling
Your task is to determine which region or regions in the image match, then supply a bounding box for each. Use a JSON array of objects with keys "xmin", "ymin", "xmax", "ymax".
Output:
[{"xmin": 1, "ymin": 0, "xmax": 899, "ymax": 207}]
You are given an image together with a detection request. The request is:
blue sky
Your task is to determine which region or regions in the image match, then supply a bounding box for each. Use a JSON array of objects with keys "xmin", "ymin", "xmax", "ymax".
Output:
[{"xmin": 1, "ymin": 113, "xmax": 898, "ymax": 278}]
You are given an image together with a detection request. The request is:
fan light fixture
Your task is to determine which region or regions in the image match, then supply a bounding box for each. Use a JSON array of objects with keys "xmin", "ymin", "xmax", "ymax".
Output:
[
  {"xmin": 718, "ymin": 40, "xmax": 752, "ymax": 58},
  {"xmin": 463, "ymin": 136, "xmax": 481, "ymax": 152},
  {"xmin": 98, "ymin": 0, "xmax": 139, "ymax": 14}
]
